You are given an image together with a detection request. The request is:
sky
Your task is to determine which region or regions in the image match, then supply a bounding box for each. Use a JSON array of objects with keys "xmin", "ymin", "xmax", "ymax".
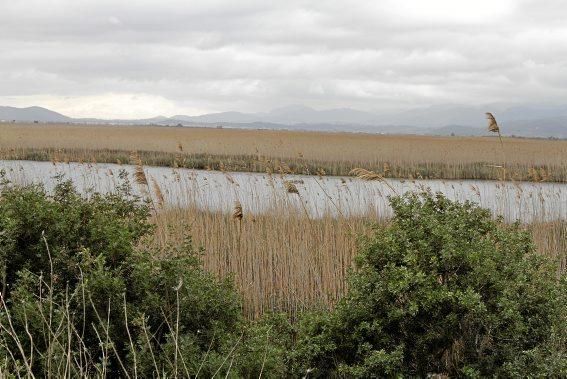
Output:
[{"xmin": 1, "ymin": 0, "xmax": 567, "ymax": 119}]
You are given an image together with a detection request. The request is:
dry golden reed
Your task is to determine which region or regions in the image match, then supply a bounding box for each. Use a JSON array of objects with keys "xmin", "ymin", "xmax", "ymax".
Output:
[
  {"xmin": 486, "ymin": 112, "xmax": 507, "ymax": 180},
  {"xmin": 350, "ymin": 167, "xmax": 384, "ymax": 181},
  {"xmin": 1, "ymin": 122, "xmax": 566, "ymax": 182},
  {"xmin": 151, "ymin": 177, "xmax": 165, "ymax": 208},
  {"xmin": 151, "ymin": 206, "xmax": 566, "ymax": 319},
  {"xmin": 1, "ymin": 139, "xmax": 564, "ymax": 319},
  {"xmin": 134, "ymin": 163, "xmax": 148, "ymax": 186},
  {"xmin": 284, "ymin": 180, "xmax": 299, "ymax": 194},
  {"xmin": 350, "ymin": 167, "xmax": 398, "ymax": 193},
  {"xmin": 486, "ymin": 112, "xmax": 500, "ymax": 133},
  {"xmin": 232, "ymin": 201, "xmax": 243, "ymax": 221}
]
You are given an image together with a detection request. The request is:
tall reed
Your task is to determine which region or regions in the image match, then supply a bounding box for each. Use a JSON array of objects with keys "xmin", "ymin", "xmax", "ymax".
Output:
[{"xmin": 150, "ymin": 201, "xmax": 565, "ymax": 319}]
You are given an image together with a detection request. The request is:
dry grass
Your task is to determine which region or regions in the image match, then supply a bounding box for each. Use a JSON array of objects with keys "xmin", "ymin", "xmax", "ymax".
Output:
[
  {"xmin": 150, "ymin": 205, "xmax": 566, "ymax": 319},
  {"xmin": 1, "ymin": 122, "xmax": 566, "ymax": 182},
  {"xmin": 151, "ymin": 208, "xmax": 365, "ymax": 319}
]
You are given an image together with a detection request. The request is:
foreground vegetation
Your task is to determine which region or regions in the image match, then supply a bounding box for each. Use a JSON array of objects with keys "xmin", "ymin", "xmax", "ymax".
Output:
[
  {"xmin": 1, "ymin": 123, "xmax": 566, "ymax": 182},
  {"xmin": 0, "ymin": 180, "xmax": 565, "ymax": 377}
]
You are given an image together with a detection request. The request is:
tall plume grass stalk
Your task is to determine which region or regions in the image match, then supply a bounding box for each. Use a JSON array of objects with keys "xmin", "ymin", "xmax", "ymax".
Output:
[
  {"xmin": 349, "ymin": 167, "xmax": 398, "ymax": 194},
  {"xmin": 233, "ymin": 201, "xmax": 243, "ymax": 268},
  {"xmin": 283, "ymin": 180, "xmax": 314, "ymax": 227},
  {"xmin": 131, "ymin": 150, "xmax": 159, "ymax": 214},
  {"xmin": 486, "ymin": 112, "xmax": 507, "ymax": 180},
  {"xmin": 151, "ymin": 176, "xmax": 165, "ymax": 209}
]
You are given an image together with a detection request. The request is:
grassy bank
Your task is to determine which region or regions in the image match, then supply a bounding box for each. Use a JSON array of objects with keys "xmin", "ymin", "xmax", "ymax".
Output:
[{"xmin": 1, "ymin": 122, "xmax": 566, "ymax": 182}]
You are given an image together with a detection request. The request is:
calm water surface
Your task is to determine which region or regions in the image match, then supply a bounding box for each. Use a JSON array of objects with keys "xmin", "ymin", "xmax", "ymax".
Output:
[{"xmin": 1, "ymin": 160, "xmax": 565, "ymax": 222}]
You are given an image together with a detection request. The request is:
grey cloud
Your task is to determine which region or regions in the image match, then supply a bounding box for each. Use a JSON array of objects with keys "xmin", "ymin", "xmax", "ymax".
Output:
[{"xmin": 1, "ymin": 0, "xmax": 567, "ymax": 117}]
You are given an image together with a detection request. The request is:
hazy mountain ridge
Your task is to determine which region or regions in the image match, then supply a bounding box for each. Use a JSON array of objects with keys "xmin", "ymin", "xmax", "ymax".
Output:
[
  {"xmin": 0, "ymin": 106, "xmax": 71, "ymax": 122},
  {"xmin": 1, "ymin": 104, "xmax": 566, "ymax": 138}
]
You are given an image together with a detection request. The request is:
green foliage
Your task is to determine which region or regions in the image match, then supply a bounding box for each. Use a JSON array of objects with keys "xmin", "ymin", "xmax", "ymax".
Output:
[
  {"xmin": 0, "ymin": 177, "xmax": 152, "ymax": 293},
  {"xmin": 1, "ymin": 179, "xmax": 564, "ymax": 378},
  {"xmin": 293, "ymin": 192, "xmax": 566, "ymax": 377},
  {"xmin": 0, "ymin": 180, "xmax": 288, "ymax": 377}
]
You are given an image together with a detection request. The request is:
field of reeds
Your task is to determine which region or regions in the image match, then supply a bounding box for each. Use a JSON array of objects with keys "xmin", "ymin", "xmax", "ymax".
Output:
[
  {"xmin": 2, "ymin": 154, "xmax": 565, "ymax": 319},
  {"xmin": 150, "ymin": 206, "xmax": 566, "ymax": 319},
  {"xmin": 133, "ymin": 150, "xmax": 566, "ymax": 318},
  {"xmin": 1, "ymin": 122, "xmax": 566, "ymax": 182}
]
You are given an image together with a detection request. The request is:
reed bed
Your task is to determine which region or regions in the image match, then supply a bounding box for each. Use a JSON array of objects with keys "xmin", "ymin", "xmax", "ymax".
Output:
[
  {"xmin": 1, "ymin": 158, "xmax": 565, "ymax": 319},
  {"xmin": 149, "ymin": 205, "xmax": 566, "ymax": 319},
  {"xmin": 1, "ymin": 123, "xmax": 566, "ymax": 182},
  {"xmin": 150, "ymin": 209, "xmax": 367, "ymax": 319}
]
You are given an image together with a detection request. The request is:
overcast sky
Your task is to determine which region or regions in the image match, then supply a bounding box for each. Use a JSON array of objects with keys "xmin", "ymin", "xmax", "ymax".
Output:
[{"xmin": 1, "ymin": 0, "xmax": 567, "ymax": 118}]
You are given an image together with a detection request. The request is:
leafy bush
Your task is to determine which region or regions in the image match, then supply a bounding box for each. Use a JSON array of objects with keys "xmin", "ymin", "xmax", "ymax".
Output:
[
  {"xmin": 0, "ymin": 179, "xmax": 288, "ymax": 377},
  {"xmin": 292, "ymin": 192, "xmax": 566, "ymax": 377}
]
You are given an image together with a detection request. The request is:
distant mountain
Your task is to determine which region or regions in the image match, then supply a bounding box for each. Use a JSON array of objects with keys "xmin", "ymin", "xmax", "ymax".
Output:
[
  {"xmin": 73, "ymin": 115, "xmax": 171, "ymax": 125},
  {"xmin": 381, "ymin": 105, "xmax": 488, "ymax": 128},
  {"xmin": 167, "ymin": 104, "xmax": 567, "ymax": 138},
  {"xmin": 170, "ymin": 105, "xmax": 378, "ymax": 125},
  {"xmin": 425, "ymin": 124, "xmax": 484, "ymax": 136},
  {"xmin": 264, "ymin": 105, "xmax": 377, "ymax": 124},
  {"xmin": 505, "ymin": 116, "xmax": 567, "ymax": 138},
  {"xmin": 172, "ymin": 111, "xmax": 257, "ymax": 124},
  {"xmin": 498, "ymin": 105, "xmax": 567, "ymax": 121},
  {"xmin": 0, "ymin": 106, "xmax": 71, "ymax": 122},
  {"xmin": 1, "ymin": 104, "xmax": 566, "ymax": 138}
]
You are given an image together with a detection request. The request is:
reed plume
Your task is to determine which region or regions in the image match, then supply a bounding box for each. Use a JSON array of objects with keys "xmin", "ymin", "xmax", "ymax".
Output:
[
  {"xmin": 486, "ymin": 112, "xmax": 507, "ymax": 180},
  {"xmin": 151, "ymin": 177, "xmax": 165, "ymax": 208},
  {"xmin": 129, "ymin": 150, "xmax": 140, "ymax": 165},
  {"xmin": 135, "ymin": 165, "xmax": 148, "ymax": 186},
  {"xmin": 350, "ymin": 168, "xmax": 398, "ymax": 194},
  {"xmin": 131, "ymin": 150, "xmax": 160, "ymax": 214},
  {"xmin": 350, "ymin": 168, "xmax": 383, "ymax": 181},
  {"xmin": 130, "ymin": 151, "xmax": 148, "ymax": 186},
  {"xmin": 283, "ymin": 179, "xmax": 313, "ymax": 225},
  {"xmin": 284, "ymin": 181, "xmax": 299, "ymax": 194},
  {"xmin": 486, "ymin": 112, "xmax": 500, "ymax": 133},
  {"xmin": 232, "ymin": 201, "xmax": 243, "ymax": 270},
  {"xmin": 232, "ymin": 201, "xmax": 243, "ymax": 221}
]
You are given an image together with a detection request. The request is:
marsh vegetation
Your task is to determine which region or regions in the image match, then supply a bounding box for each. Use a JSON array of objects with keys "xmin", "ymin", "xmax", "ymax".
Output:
[
  {"xmin": 1, "ymin": 123, "xmax": 566, "ymax": 182},
  {"xmin": 0, "ymin": 124, "xmax": 565, "ymax": 376}
]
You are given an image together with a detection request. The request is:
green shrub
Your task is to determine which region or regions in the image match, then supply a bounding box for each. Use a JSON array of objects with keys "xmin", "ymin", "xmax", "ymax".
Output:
[
  {"xmin": 0, "ymin": 179, "xmax": 288, "ymax": 377},
  {"xmin": 292, "ymin": 192, "xmax": 566, "ymax": 378}
]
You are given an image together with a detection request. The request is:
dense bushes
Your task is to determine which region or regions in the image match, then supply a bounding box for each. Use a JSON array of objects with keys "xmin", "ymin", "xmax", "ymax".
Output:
[
  {"xmin": 0, "ymin": 179, "xmax": 289, "ymax": 377},
  {"xmin": 292, "ymin": 192, "xmax": 566, "ymax": 377},
  {"xmin": 0, "ymin": 177, "xmax": 564, "ymax": 377}
]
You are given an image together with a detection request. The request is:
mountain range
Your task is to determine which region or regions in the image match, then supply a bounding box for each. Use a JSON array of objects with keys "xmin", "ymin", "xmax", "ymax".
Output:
[{"xmin": 1, "ymin": 104, "xmax": 566, "ymax": 138}]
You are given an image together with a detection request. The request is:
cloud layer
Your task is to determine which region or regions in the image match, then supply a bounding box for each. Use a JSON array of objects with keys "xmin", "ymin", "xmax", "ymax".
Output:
[{"xmin": 1, "ymin": 0, "xmax": 567, "ymax": 118}]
